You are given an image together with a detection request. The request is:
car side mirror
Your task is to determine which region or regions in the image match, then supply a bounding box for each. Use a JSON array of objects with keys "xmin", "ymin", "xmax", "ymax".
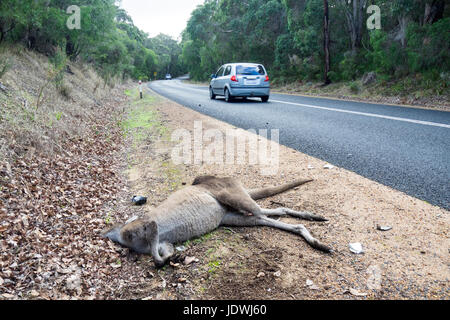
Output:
[{"xmin": 211, "ymin": 74, "xmax": 216, "ymax": 79}]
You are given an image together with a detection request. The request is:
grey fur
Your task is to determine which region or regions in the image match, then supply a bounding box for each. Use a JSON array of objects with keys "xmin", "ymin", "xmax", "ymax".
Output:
[{"xmin": 103, "ymin": 176, "xmax": 331, "ymax": 267}]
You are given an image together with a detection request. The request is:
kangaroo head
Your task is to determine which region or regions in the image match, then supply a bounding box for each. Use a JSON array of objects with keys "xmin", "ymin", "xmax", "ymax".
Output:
[{"xmin": 103, "ymin": 218, "xmax": 158, "ymax": 254}]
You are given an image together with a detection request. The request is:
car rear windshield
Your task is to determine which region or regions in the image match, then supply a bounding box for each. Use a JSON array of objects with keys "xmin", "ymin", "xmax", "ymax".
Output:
[{"xmin": 236, "ymin": 65, "xmax": 265, "ymax": 75}]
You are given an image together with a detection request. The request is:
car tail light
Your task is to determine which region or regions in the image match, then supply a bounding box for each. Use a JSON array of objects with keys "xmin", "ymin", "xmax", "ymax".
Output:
[
  {"xmin": 264, "ymin": 75, "xmax": 269, "ymax": 82},
  {"xmin": 230, "ymin": 75, "xmax": 238, "ymax": 82}
]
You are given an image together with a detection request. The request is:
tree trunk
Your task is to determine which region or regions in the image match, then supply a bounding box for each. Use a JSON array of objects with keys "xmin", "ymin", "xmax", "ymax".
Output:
[
  {"xmin": 323, "ymin": 0, "xmax": 331, "ymax": 85},
  {"xmin": 339, "ymin": 0, "xmax": 367, "ymax": 54},
  {"xmin": 424, "ymin": 0, "xmax": 445, "ymax": 25},
  {"xmin": 394, "ymin": 16, "xmax": 409, "ymax": 48},
  {"xmin": 0, "ymin": 21, "xmax": 16, "ymax": 44}
]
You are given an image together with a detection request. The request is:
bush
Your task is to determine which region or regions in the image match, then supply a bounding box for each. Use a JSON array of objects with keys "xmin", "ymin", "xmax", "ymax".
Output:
[
  {"xmin": 58, "ymin": 83, "xmax": 71, "ymax": 99},
  {"xmin": 339, "ymin": 50, "xmax": 369, "ymax": 81},
  {"xmin": 0, "ymin": 57, "xmax": 11, "ymax": 80},
  {"xmin": 349, "ymin": 81, "xmax": 360, "ymax": 94},
  {"xmin": 406, "ymin": 18, "xmax": 450, "ymax": 75},
  {"xmin": 327, "ymin": 71, "xmax": 340, "ymax": 83},
  {"xmin": 49, "ymin": 49, "xmax": 68, "ymax": 91}
]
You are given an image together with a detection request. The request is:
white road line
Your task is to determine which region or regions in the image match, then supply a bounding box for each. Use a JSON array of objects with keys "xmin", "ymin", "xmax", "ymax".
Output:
[{"xmin": 270, "ymin": 99, "xmax": 450, "ymax": 129}]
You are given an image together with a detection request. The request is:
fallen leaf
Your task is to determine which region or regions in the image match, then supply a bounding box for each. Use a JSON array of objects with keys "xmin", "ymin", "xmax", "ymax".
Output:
[
  {"xmin": 349, "ymin": 288, "xmax": 367, "ymax": 296},
  {"xmin": 183, "ymin": 256, "xmax": 199, "ymax": 265},
  {"xmin": 30, "ymin": 290, "xmax": 39, "ymax": 297}
]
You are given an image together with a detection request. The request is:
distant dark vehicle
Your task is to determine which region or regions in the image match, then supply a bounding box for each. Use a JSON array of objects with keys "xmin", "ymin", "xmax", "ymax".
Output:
[
  {"xmin": 165, "ymin": 74, "xmax": 172, "ymax": 80},
  {"xmin": 209, "ymin": 63, "xmax": 270, "ymax": 102}
]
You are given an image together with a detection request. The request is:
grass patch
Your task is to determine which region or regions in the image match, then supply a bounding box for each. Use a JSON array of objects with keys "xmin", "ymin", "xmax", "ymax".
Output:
[
  {"xmin": 349, "ymin": 81, "xmax": 360, "ymax": 94},
  {"xmin": 121, "ymin": 88, "xmax": 169, "ymax": 145},
  {"xmin": 160, "ymin": 161, "xmax": 182, "ymax": 192},
  {"xmin": 207, "ymin": 259, "xmax": 221, "ymax": 274},
  {"xmin": 122, "ymin": 87, "xmax": 185, "ymax": 195}
]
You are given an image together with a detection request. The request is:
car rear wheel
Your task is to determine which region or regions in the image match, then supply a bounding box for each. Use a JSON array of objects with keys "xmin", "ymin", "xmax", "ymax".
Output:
[
  {"xmin": 209, "ymin": 87, "xmax": 216, "ymax": 100},
  {"xmin": 224, "ymin": 88, "xmax": 233, "ymax": 102},
  {"xmin": 261, "ymin": 96, "xmax": 269, "ymax": 102}
]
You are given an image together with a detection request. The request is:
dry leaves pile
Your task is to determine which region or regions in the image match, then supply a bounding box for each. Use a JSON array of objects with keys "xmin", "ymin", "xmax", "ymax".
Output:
[{"xmin": 0, "ymin": 96, "xmax": 145, "ymax": 299}]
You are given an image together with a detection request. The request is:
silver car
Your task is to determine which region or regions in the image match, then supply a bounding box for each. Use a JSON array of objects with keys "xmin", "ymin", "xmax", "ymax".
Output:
[{"xmin": 209, "ymin": 63, "xmax": 270, "ymax": 102}]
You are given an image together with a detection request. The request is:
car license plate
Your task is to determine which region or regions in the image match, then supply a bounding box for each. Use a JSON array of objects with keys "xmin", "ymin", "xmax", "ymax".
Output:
[{"xmin": 244, "ymin": 79, "xmax": 258, "ymax": 85}]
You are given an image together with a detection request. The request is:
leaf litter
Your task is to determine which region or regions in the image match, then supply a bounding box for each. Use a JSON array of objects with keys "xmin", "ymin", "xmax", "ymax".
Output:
[{"xmin": 0, "ymin": 90, "xmax": 145, "ymax": 299}]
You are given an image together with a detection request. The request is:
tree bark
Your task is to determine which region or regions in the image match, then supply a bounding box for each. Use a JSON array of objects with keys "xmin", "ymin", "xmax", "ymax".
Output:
[
  {"xmin": 424, "ymin": 0, "xmax": 445, "ymax": 25},
  {"xmin": 338, "ymin": 0, "xmax": 367, "ymax": 54},
  {"xmin": 394, "ymin": 16, "xmax": 409, "ymax": 48},
  {"xmin": 323, "ymin": 0, "xmax": 331, "ymax": 85}
]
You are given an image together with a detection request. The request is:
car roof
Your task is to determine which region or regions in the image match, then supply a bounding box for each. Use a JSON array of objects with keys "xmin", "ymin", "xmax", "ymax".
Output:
[{"xmin": 226, "ymin": 62, "xmax": 262, "ymax": 66}]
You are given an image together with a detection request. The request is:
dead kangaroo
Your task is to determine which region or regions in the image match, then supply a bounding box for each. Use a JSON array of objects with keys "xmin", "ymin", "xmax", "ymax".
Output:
[{"xmin": 103, "ymin": 176, "xmax": 331, "ymax": 267}]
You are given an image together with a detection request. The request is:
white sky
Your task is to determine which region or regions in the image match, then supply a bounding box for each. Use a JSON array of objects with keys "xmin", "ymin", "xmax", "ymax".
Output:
[{"xmin": 118, "ymin": 0, "xmax": 205, "ymax": 41}]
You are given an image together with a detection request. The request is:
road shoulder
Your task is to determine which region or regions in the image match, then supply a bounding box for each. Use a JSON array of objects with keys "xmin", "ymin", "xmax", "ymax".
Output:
[
  {"xmin": 181, "ymin": 79, "xmax": 450, "ymax": 112},
  {"xmin": 120, "ymin": 87, "xmax": 449, "ymax": 300}
]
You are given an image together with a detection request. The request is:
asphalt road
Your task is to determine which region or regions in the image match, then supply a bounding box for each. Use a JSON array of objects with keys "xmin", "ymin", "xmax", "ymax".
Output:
[{"xmin": 149, "ymin": 79, "xmax": 450, "ymax": 210}]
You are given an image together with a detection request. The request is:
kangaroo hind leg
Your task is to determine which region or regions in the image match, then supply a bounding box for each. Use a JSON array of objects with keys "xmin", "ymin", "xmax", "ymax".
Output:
[
  {"xmin": 220, "ymin": 212, "xmax": 331, "ymax": 252},
  {"xmin": 259, "ymin": 207, "xmax": 328, "ymax": 221}
]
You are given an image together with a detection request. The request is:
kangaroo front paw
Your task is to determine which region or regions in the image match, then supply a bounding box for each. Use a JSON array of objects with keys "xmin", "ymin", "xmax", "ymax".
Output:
[{"xmin": 159, "ymin": 242, "xmax": 175, "ymax": 260}]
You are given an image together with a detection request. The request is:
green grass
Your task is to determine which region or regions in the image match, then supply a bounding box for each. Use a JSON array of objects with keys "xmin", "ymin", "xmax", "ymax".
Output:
[
  {"xmin": 160, "ymin": 161, "xmax": 182, "ymax": 192},
  {"xmin": 105, "ymin": 211, "xmax": 114, "ymax": 225},
  {"xmin": 183, "ymin": 231, "xmax": 215, "ymax": 248},
  {"xmin": 121, "ymin": 90, "xmax": 157, "ymax": 140},
  {"xmin": 122, "ymin": 87, "xmax": 185, "ymax": 197},
  {"xmin": 207, "ymin": 259, "xmax": 221, "ymax": 274},
  {"xmin": 193, "ymin": 232, "xmax": 214, "ymax": 244},
  {"xmin": 121, "ymin": 88, "xmax": 171, "ymax": 147}
]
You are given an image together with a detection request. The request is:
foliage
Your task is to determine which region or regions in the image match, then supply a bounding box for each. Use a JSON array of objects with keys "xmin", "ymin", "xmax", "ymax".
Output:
[
  {"xmin": 181, "ymin": 0, "xmax": 449, "ymax": 84},
  {"xmin": 1, "ymin": 0, "xmax": 448, "ymax": 86},
  {"xmin": 0, "ymin": 0, "xmax": 186, "ymax": 82},
  {"xmin": 0, "ymin": 56, "xmax": 11, "ymax": 79}
]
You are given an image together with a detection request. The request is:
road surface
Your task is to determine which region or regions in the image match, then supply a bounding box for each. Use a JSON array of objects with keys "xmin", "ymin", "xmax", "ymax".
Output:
[{"xmin": 149, "ymin": 79, "xmax": 450, "ymax": 210}]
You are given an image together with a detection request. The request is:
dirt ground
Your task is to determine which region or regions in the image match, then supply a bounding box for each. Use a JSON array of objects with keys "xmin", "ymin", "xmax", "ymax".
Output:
[
  {"xmin": 114, "ymin": 88, "xmax": 449, "ymax": 300},
  {"xmin": 1, "ymin": 84, "xmax": 447, "ymax": 300}
]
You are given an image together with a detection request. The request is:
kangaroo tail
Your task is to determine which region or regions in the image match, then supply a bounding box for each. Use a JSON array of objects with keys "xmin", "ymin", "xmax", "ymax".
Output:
[{"xmin": 248, "ymin": 179, "xmax": 313, "ymax": 200}]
